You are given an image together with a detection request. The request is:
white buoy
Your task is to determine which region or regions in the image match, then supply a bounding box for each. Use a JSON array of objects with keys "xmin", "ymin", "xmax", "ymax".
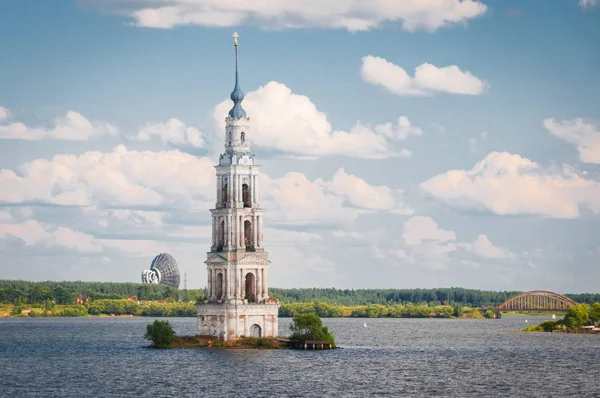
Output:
[
  {"xmin": 525, "ymin": 319, "xmax": 528, "ymax": 323},
  {"xmin": 364, "ymin": 322, "xmax": 367, "ymax": 328}
]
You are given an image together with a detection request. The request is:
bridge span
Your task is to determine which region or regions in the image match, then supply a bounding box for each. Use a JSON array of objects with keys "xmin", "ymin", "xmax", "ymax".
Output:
[{"xmin": 494, "ymin": 290, "xmax": 577, "ymax": 318}]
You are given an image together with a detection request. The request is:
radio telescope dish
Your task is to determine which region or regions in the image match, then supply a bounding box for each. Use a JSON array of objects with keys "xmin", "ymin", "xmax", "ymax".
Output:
[{"xmin": 141, "ymin": 253, "xmax": 180, "ymax": 288}]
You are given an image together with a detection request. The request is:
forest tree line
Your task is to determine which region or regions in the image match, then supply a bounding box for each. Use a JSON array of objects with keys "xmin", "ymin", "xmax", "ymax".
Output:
[{"xmin": 2, "ymin": 280, "xmax": 599, "ymax": 307}]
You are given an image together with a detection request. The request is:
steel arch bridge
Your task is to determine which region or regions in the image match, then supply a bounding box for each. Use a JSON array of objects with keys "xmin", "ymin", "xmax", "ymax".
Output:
[{"xmin": 496, "ymin": 290, "xmax": 577, "ymax": 312}]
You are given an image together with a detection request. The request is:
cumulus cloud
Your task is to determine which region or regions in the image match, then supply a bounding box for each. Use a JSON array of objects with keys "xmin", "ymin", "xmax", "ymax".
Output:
[
  {"xmin": 115, "ymin": 0, "xmax": 487, "ymax": 32},
  {"xmin": 130, "ymin": 118, "xmax": 206, "ymax": 148},
  {"xmin": 0, "ymin": 214, "xmax": 102, "ymax": 253},
  {"xmin": 579, "ymin": 0, "xmax": 598, "ymax": 8},
  {"xmin": 460, "ymin": 234, "xmax": 514, "ymax": 259},
  {"xmin": 1, "ymin": 146, "xmax": 410, "ymax": 230},
  {"xmin": 543, "ymin": 118, "xmax": 600, "ymax": 164},
  {"xmin": 262, "ymin": 168, "xmax": 412, "ymax": 226},
  {"xmin": 0, "ymin": 108, "xmax": 118, "ymax": 141},
  {"xmin": 402, "ymin": 216, "xmax": 456, "ymax": 246},
  {"xmin": 0, "ymin": 145, "xmax": 215, "ymax": 208},
  {"xmin": 420, "ymin": 151, "xmax": 600, "ymax": 218},
  {"xmin": 213, "ymin": 81, "xmax": 419, "ymax": 159},
  {"xmin": 361, "ymin": 56, "xmax": 489, "ymax": 96},
  {"xmin": 0, "ymin": 106, "xmax": 11, "ymax": 121},
  {"xmin": 326, "ymin": 169, "xmax": 414, "ymax": 214},
  {"xmin": 393, "ymin": 216, "xmax": 516, "ymax": 269}
]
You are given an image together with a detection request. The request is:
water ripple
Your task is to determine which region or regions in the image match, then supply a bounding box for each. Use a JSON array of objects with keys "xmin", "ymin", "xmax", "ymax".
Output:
[{"xmin": 0, "ymin": 317, "xmax": 599, "ymax": 397}]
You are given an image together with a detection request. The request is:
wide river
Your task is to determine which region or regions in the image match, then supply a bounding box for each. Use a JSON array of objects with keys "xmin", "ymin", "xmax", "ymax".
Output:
[{"xmin": 1, "ymin": 316, "xmax": 599, "ymax": 397}]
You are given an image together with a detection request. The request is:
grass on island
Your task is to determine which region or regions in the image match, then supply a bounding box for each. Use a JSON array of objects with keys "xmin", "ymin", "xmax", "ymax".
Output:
[{"xmin": 165, "ymin": 335, "xmax": 281, "ymax": 349}]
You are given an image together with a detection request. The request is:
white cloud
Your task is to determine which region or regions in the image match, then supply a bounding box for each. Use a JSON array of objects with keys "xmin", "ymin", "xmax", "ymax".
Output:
[
  {"xmin": 0, "ymin": 106, "xmax": 11, "ymax": 121},
  {"xmin": 213, "ymin": 81, "xmax": 419, "ymax": 159},
  {"xmin": 420, "ymin": 151, "xmax": 600, "ymax": 218},
  {"xmin": 130, "ymin": 118, "xmax": 206, "ymax": 148},
  {"xmin": 402, "ymin": 216, "xmax": 456, "ymax": 246},
  {"xmin": 332, "ymin": 230, "xmax": 366, "ymax": 240},
  {"xmin": 327, "ymin": 168, "xmax": 414, "ymax": 214},
  {"xmin": 579, "ymin": 0, "xmax": 598, "ymax": 8},
  {"xmin": 121, "ymin": 0, "xmax": 487, "ymax": 32},
  {"xmin": 265, "ymin": 229, "xmax": 323, "ymax": 244},
  {"xmin": 374, "ymin": 116, "xmax": 424, "ymax": 141},
  {"xmin": 1, "ymin": 147, "xmax": 410, "ymax": 230},
  {"xmin": 543, "ymin": 118, "xmax": 600, "ymax": 164},
  {"xmin": 392, "ymin": 216, "xmax": 516, "ymax": 269},
  {"xmin": 0, "ymin": 109, "xmax": 118, "ymax": 141},
  {"xmin": 361, "ymin": 56, "xmax": 489, "ymax": 96},
  {"xmin": 96, "ymin": 238, "xmax": 172, "ymax": 257},
  {"xmin": 460, "ymin": 234, "xmax": 514, "ymax": 259},
  {"xmin": 469, "ymin": 131, "xmax": 487, "ymax": 153},
  {"xmin": 0, "ymin": 218, "xmax": 102, "ymax": 253},
  {"xmin": 0, "ymin": 145, "xmax": 215, "ymax": 208},
  {"xmin": 262, "ymin": 168, "xmax": 411, "ymax": 226},
  {"xmin": 469, "ymin": 138, "xmax": 477, "ymax": 153}
]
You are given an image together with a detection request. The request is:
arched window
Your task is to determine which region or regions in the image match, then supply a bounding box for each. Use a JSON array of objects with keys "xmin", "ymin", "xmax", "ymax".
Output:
[
  {"xmin": 240, "ymin": 132, "xmax": 245, "ymax": 143},
  {"xmin": 242, "ymin": 183, "xmax": 250, "ymax": 207},
  {"xmin": 218, "ymin": 220, "xmax": 225, "ymax": 250},
  {"xmin": 245, "ymin": 272, "xmax": 256, "ymax": 302},
  {"xmin": 244, "ymin": 220, "xmax": 253, "ymax": 249},
  {"xmin": 222, "ymin": 182, "xmax": 228, "ymax": 204},
  {"xmin": 216, "ymin": 272, "xmax": 223, "ymax": 300}
]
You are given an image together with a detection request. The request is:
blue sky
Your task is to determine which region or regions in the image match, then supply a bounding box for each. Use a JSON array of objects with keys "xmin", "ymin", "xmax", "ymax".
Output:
[{"xmin": 0, "ymin": 0, "xmax": 599, "ymax": 292}]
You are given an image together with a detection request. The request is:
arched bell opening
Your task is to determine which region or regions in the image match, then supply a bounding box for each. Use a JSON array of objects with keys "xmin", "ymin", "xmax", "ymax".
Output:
[
  {"xmin": 222, "ymin": 182, "xmax": 228, "ymax": 204},
  {"xmin": 241, "ymin": 131, "xmax": 245, "ymax": 143},
  {"xmin": 216, "ymin": 272, "xmax": 223, "ymax": 300},
  {"xmin": 244, "ymin": 220, "xmax": 253, "ymax": 249},
  {"xmin": 242, "ymin": 183, "xmax": 251, "ymax": 207},
  {"xmin": 245, "ymin": 272, "xmax": 256, "ymax": 302},
  {"xmin": 217, "ymin": 220, "xmax": 225, "ymax": 251}
]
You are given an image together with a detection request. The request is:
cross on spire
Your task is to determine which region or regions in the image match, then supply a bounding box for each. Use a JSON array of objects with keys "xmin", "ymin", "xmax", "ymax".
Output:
[{"xmin": 233, "ymin": 31, "xmax": 239, "ymax": 46}]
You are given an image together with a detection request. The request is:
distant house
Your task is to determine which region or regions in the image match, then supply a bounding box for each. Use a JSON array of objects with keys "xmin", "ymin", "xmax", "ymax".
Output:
[
  {"xmin": 75, "ymin": 296, "xmax": 85, "ymax": 305},
  {"xmin": 127, "ymin": 296, "xmax": 137, "ymax": 301}
]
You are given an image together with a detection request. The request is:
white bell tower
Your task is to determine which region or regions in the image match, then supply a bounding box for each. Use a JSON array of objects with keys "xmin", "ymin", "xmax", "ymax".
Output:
[{"xmin": 197, "ymin": 32, "xmax": 279, "ymax": 341}]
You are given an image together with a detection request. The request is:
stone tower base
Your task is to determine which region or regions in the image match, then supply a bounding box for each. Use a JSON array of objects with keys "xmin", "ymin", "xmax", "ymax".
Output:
[{"xmin": 197, "ymin": 301, "xmax": 280, "ymax": 341}]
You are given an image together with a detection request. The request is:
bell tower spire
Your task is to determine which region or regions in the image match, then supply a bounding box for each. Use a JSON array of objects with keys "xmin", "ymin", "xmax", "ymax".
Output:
[{"xmin": 229, "ymin": 31, "xmax": 246, "ymax": 120}]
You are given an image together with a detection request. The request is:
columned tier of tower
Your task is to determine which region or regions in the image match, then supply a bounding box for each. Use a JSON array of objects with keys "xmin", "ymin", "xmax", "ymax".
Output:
[
  {"xmin": 204, "ymin": 251, "xmax": 271, "ymax": 304},
  {"xmin": 210, "ymin": 208, "xmax": 265, "ymax": 253},
  {"xmin": 214, "ymin": 165, "xmax": 260, "ymax": 209}
]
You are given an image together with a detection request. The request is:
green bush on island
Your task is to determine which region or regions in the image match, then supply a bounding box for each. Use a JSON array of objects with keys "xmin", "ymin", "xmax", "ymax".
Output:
[
  {"xmin": 145, "ymin": 320, "xmax": 175, "ymax": 348},
  {"xmin": 290, "ymin": 313, "xmax": 336, "ymax": 347},
  {"xmin": 591, "ymin": 303, "xmax": 600, "ymax": 325},
  {"xmin": 564, "ymin": 303, "xmax": 590, "ymax": 328},
  {"xmin": 523, "ymin": 319, "xmax": 564, "ymax": 332}
]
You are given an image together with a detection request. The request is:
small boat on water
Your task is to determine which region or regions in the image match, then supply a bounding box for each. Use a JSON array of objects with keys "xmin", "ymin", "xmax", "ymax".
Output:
[{"xmin": 552, "ymin": 314, "xmax": 556, "ymax": 320}]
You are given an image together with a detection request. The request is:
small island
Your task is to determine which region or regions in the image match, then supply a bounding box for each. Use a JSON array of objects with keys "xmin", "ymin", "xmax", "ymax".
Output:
[
  {"xmin": 145, "ymin": 313, "xmax": 336, "ymax": 350},
  {"xmin": 522, "ymin": 303, "xmax": 600, "ymax": 333}
]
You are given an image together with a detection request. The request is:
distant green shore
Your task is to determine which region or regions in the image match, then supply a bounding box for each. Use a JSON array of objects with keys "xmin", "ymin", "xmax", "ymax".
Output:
[{"xmin": 2, "ymin": 280, "xmax": 599, "ymax": 320}]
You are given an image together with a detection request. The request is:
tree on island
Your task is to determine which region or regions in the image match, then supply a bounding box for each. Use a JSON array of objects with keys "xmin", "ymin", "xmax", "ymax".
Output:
[
  {"xmin": 590, "ymin": 303, "xmax": 600, "ymax": 326},
  {"xmin": 145, "ymin": 320, "xmax": 175, "ymax": 348},
  {"xmin": 290, "ymin": 313, "xmax": 336, "ymax": 346},
  {"xmin": 564, "ymin": 304, "xmax": 590, "ymax": 328}
]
